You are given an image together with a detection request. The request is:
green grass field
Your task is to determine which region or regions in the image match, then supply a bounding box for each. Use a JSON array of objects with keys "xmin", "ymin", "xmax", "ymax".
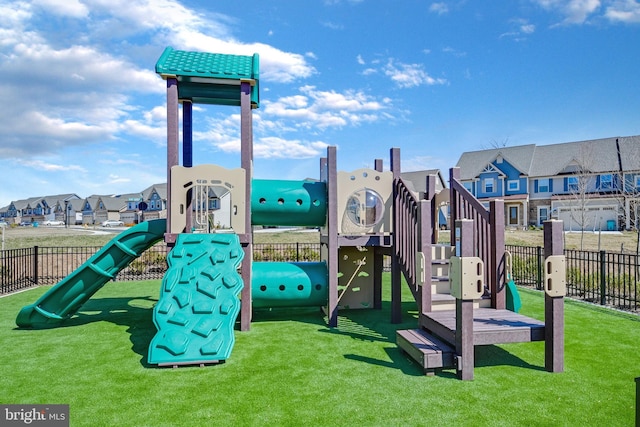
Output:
[{"xmin": 1, "ymin": 277, "xmax": 639, "ymax": 426}]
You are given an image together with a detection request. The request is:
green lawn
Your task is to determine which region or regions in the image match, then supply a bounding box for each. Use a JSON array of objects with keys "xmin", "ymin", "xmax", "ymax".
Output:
[{"xmin": 1, "ymin": 277, "xmax": 638, "ymax": 426}]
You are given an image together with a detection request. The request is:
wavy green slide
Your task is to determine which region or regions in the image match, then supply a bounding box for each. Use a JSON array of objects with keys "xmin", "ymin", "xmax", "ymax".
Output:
[{"xmin": 16, "ymin": 219, "xmax": 167, "ymax": 328}]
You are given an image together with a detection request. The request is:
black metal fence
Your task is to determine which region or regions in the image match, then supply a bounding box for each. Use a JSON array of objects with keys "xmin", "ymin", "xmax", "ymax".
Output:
[
  {"xmin": 0, "ymin": 243, "xmax": 322, "ymax": 295},
  {"xmin": 507, "ymin": 245, "xmax": 640, "ymax": 312},
  {"xmin": 2, "ymin": 243, "xmax": 639, "ymax": 313}
]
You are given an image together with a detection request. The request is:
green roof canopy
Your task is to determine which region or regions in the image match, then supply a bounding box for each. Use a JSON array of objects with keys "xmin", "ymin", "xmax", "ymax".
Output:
[{"xmin": 155, "ymin": 47, "xmax": 259, "ymax": 108}]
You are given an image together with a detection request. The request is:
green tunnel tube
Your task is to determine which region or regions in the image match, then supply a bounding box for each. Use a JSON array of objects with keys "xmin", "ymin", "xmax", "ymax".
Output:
[
  {"xmin": 252, "ymin": 261, "xmax": 328, "ymax": 308},
  {"xmin": 251, "ymin": 179, "xmax": 326, "ymax": 227}
]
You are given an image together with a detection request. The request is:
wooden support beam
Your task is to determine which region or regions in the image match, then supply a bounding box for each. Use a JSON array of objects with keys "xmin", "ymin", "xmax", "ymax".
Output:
[
  {"xmin": 490, "ymin": 199, "xmax": 506, "ymax": 310},
  {"xmin": 373, "ymin": 247, "xmax": 383, "ymax": 309},
  {"xmin": 326, "ymin": 146, "xmax": 339, "ymax": 327},
  {"xmin": 544, "ymin": 219, "xmax": 564, "ymax": 372},
  {"xmin": 390, "ymin": 147, "xmax": 402, "ymax": 323},
  {"xmin": 455, "ymin": 218, "xmax": 475, "ymax": 381},
  {"xmin": 239, "ymin": 81, "xmax": 253, "ymax": 332},
  {"xmin": 165, "ymin": 78, "xmax": 179, "ymax": 245}
]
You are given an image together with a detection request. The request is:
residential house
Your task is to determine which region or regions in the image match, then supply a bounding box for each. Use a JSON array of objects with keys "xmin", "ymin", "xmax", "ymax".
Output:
[
  {"xmin": 3, "ymin": 194, "xmax": 80, "ymax": 225},
  {"xmin": 139, "ymin": 183, "xmax": 167, "ymax": 222},
  {"xmin": 92, "ymin": 194, "xmax": 139, "ymax": 225},
  {"xmin": 400, "ymin": 169, "xmax": 449, "ymax": 228},
  {"xmin": 456, "ymin": 136, "xmax": 640, "ymax": 231}
]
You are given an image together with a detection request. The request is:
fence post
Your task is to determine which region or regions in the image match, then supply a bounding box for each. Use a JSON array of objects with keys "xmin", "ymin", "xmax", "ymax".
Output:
[
  {"xmin": 296, "ymin": 242, "xmax": 299, "ymax": 261},
  {"xmin": 536, "ymin": 246, "xmax": 543, "ymax": 291},
  {"xmin": 33, "ymin": 246, "xmax": 39, "ymax": 286},
  {"xmin": 600, "ymin": 250, "xmax": 606, "ymax": 306}
]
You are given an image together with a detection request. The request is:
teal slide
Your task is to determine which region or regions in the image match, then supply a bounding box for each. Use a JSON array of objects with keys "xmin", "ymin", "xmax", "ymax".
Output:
[
  {"xmin": 16, "ymin": 219, "xmax": 167, "ymax": 328},
  {"xmin": 506, "ymin": 279, "xmax": 522, "ymax": 313}
]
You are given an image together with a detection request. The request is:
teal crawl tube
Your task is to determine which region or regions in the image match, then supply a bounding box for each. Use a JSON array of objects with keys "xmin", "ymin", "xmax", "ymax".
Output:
[
  {"xmin": 251, "ymin": 179, "xmax": 326, "ymax": 227},
  {"xmin": 252, "ymin": 261, "xmax": 328, "ymax": 308}
]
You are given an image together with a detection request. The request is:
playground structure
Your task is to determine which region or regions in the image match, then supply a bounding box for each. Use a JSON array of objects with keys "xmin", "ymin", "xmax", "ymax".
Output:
[{"xmin": 16, "ymin": 47, "xmax": 566, "ymax": 379}]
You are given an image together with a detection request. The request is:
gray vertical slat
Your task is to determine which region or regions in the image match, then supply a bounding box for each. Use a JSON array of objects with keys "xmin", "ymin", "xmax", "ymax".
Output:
[
  {"xmin": 326, "ymin": 147, "xmax": 338, "ymax": 327},
  {"xmin": 544, "ymin": 219, "xmax": 564, "ymax": 373},
  {"xmin": 491, "ymin": 199, "xmax": 506, "ymax": 309},
  {"xmin": 449, "ymin": 168, "xmax": 460, "ymax": 246},
  {"xmin": 390, "ymin": 148, "xmax": 402, "ymax": 323},
  {"xmin": 455, "ymin": 219, "xmax": 475, "ymax": 381},
  {"xmin": 240, "ymin": 81, "xmax": 253, "ymax": 332},
  {"xmin": 166, "ymin": 78, "xmax": 179, "ymax": 243},
  {"xmin": 419, "ymin": 199, "xmax": 432, "ymax": 314}
]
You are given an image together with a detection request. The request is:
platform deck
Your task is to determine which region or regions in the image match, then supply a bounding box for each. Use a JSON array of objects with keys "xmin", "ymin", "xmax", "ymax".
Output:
[{"xmin": 420, "ymin": 308, "xmax": 546, "ymax": 346}]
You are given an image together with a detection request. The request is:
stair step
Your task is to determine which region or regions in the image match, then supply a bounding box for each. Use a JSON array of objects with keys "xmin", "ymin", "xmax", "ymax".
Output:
[
  {"xmin": 431, "ymin": 244, "xmax": 454, "ymax": 260},
  {"xmin": 396, "ymin": 329, "xmax": 455, "ymax": 375}
]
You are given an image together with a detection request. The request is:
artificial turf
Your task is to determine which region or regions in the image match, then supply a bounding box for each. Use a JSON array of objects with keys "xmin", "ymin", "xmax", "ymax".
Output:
[{"xmin": 0, "ymin": 277, "xmax": 638, "ymax": 426}]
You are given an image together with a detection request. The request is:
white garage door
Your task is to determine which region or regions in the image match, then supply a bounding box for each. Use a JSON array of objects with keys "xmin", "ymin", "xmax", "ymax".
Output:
[{"xmin": 556, "ymin": 206, "xmax": 617, "ymax": 231}]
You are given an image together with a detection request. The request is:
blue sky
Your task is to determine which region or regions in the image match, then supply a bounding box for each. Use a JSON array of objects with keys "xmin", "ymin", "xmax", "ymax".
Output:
[{"xmin": 1, "ymin": 0, "xmax": 640, "ymax": 208}]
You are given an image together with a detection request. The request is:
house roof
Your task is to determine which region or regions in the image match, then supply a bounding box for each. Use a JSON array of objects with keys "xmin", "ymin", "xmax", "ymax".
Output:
[
  {"xmin": 457, "ymin": 135, "xmax": 640, "ymax": 180},
  {"xmin": 528, "ymin": 137, "xmax": 621, "ymax": 177},
  {"xmin": 456, "ymin": 144, "xmax": 536, "ymax": 180},
  {"xmin": 617, "ymin": 135, "xmax": 640, "ymax": 171},
  {"xmin": 96, "ymin": 193, "xmax": 141, "ymax": 211},
  {"xmin": 141, "ymin": 183, "xmax": 167, "ymax": 200},
  {"xmin": 400, "ymin": 170, "xmax": 446, "ymax": 194}
]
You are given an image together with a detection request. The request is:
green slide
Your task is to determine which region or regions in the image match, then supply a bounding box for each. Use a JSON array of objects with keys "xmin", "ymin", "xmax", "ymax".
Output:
[{"xmin": 16, "ymin": 219, "xmax": 167, "ymax": 328}]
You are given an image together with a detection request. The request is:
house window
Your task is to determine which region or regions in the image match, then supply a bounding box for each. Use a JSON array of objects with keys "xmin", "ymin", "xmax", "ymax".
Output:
[
  {"xmin": 209, "ymin": 199, "xmax": 220, "ymax": 210},
  {"xmin": 483, "ymin": 178, "xmax": 495, "ymax": 193},
  {"xmin": 538, "ymin": 179, "xmax": 549, "ymax": 193},
  {"xmin": 509, "ymin": 206, "xmax": 518, "ymax": 225},
  {"xmin": 635, "ymin": 175, "xmax": 640, "ymax": 189},
  {"xmin": 507, "ymin": 180, "xmax": 519, "ymax": 191},
  {"xmin": 600, "ymin": 174, "xmax": 612, "ymax": 190},
  {"xmin": 538, "ymin": 207, "xmax": 549, "ymax": 225},
  {"xmin": 568, "ymin": 176, "xmax": 578, "ymax": 191}
]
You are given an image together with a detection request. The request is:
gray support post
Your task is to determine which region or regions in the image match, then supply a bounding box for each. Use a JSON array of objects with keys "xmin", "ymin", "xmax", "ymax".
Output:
[
  {"xmin": 425, "ymin": 174, "xmax": 437, "ymax": 244},
  {"xmin": 326, "ymin": 146, "xmax": 339, "ymax": 327},
  {"xmin": 390, "ymin": 147, "xmax": 402, "ymax": 323},
  {"xmin": 544, "ymin": 219, "xmax": 564, "ymax": 372},
  {"xmin": 419, "ymin": 199, "xmax": 432, "ymax": 314},
  {"xmin": 239, "ymin": 81, "xmax": 253, "ymax": 332},
  {"xmin": 490, "ymin": 199, "xmax": 506, "ymax": 309},
  {"xmin": 373, "ymin": 157, "xmax": 384, "ymax": 309},
  {"xmin": 373, "ymin": 247, "xmax": 383, "ymax": 309},
  {"xmin": 165, "ymin": 78, "xmax": 179, "ymax": 245},
  {"xmin": 455, "ymin": 218, "xmax": 475, "ymax": 381},
  {"xmin": 449, "ymin": 168, "xmax": 461, "ymax": 247}
]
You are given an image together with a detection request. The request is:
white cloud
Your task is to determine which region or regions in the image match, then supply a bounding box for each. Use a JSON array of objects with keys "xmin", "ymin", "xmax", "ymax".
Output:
[
  {"xmin": 605, "ymin": 0, "xmax": 640, "ymax": 22},
  {"xmin": 429, "ymin": 2, "xmax": 449, "ymax": 15},
  {"xmin": 500, "ymin": 18, "xmax": 536, "ymax": 40},
  {"xmin": 384, "ymin": 60, "xmax": 448, "ymax": 88},
  {"xmin": 533, "ymin": 0, "xmax": 602, "ymax": 24},
  {"xmin": 32, "ymin": 0, "xmax": 89, "ymax": 18},
  {"xmin": 0, "ymin": 0, "xmax": 320, "ymax": 164},
  {"xmin": 321, "ymin": 21, "xmax": 344, "ymax": 30},
  {"xmin": 442, "ymin": 46, "xmax": 467, "ymax": 57},
  {"xmin": 17, "ymin": 159, "xmax": 87, "ymax": 173}
]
